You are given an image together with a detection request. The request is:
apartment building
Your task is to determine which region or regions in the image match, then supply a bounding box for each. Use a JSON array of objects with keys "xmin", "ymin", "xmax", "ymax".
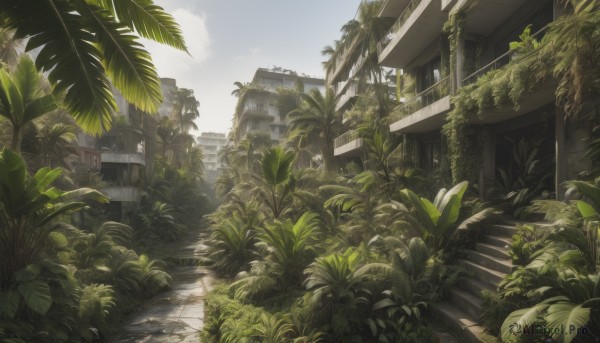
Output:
[
  {"xmin": 235, "ymin": 67, "xmax": 325, "ymax": 143},
  {"xmin": 330, "ymin": 0, "xmax": 591, "ymax": 340},
  {"xmin": 335, "ymin": 0, "xmax": 587, "ymax": 197},
  {"xmin": 73, "ymin": 82, "xmax": 173, "ymax": 219},
  {"xmin": 197, "ymin": 132, "xmax": 228, "ymax": 183},
  {"xmin": 158, "ymin": 77, "xmax": 179, "ymax": 119},
  {"xmin": 97, "ymin": 89, "xmax": 148, "ymax": 219},
  {"xmin": 329, "ymin": 2, "xmax": 396, "ymax": 160}
]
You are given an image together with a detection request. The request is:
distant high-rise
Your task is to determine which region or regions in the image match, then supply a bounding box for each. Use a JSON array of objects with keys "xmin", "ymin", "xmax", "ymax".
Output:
[
  {"xmin": 197, "ymin": 132, "xmax": 228, "ymax": 183},
  {"xmin": 233, "ymin": 67, "xmax": 325, "ymax": 143}
]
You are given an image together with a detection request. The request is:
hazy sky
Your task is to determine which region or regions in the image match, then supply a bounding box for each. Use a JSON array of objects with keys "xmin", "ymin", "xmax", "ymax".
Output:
[{"xmin": 143, "ymin": 1, "xmax": 362, "ymax": 135}]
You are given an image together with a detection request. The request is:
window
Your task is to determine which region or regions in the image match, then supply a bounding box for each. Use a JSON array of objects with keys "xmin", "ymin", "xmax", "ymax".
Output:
[{"xmin": 418, "ymin": 56, "xmax": 442, "ymax": 92}]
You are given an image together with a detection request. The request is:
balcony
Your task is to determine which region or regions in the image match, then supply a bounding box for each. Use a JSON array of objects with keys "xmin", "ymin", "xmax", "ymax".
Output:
[
  {"xmin": 100, "ymin": 151, "xmax": 145, "ymax": 165},
  {"xmin": 101, "ymin": 186, "xmax": 144, "ymax": 203},
  {"xmin": 462, "ymin": 0, "xmax": 531, "ymax": 36},
  {"xmin": 334, "ymin": 130, "xmax": 364, "ymax": 157},
  {"xmin": 379, "ymin": 0, "xmax": 411, "ymax": 17},
  {"xmin": 389, "ymin": 76, "xmax": 450, "ymax": 133},
  {"xmin": 377, "ymin": 0, "xmax": 447, "ymax": 68},
  {"xmin": 336, "ymin": 83, "xmax": 359, "ymax": 112},
  {"xmin": 326, "ymin": 37, "xmax": 360, "ymax": 85},
  {"xmin": 463, "ymin": 28, "xmax": 547, "ymax": 86}
]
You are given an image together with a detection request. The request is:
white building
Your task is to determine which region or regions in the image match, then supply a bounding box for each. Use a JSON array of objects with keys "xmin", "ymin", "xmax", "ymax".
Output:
[
  {"xmin": 235, "ymin": 67, "xmax": 325, "ymax": 143},
  {"xmin": 197, "ymin": 132, "xmax": 228, "ymax": 183}
]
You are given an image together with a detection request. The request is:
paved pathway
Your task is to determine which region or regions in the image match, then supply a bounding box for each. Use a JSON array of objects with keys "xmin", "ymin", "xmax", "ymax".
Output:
[{"xmin": 110, "ymin": 242, "xmax": 215, "ymax": 343}]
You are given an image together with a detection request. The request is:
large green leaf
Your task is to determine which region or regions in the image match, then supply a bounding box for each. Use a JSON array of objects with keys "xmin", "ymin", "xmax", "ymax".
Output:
[
  {"xmin": 12, "ymin": 0, "xmax": 116, "ymax": 135},
  {"xmin": 575, "ymin": 200, "xmax": 598, "ymax": 219},
  {"xmin": 82, "ymin": 4, "xmax": 162, "ymax": 114},
  {"xmin": 0, "ymin": 148, "xmax": 27, "ymax": 212},
  {"xmin": 545, "ymin": 302, "xmax": 590, "ymax": 343},
  {"xmin": 261, "ymin": 148, "xmax": 295, "ymax": 186},
  {"xmin": 568, "ymin": 181, "xmax": 600, "ymax": 212},
  {"xmin": 437, "ymin": 194, "xmax": 461, "ymax": 233},
  {"xmin": 501, "ymin": 303, "xmax": 550, "ymax": 342},
  {"xmin": 457, "ymin": 208, "xmax": 494, "ymax": 230},
  {"xmin": 402, "ymin": 189, "xmax": 435, "ymax": 230},
  {"xmin": 102, "ymin": 0, "xmax": 187, "ymax": 51},
  {"xmin": 11, "ymin": 55, "xmax": 39, "ymax": 103},
  {"xmin": 17, "ymin": 280, "xmax": 52, "ymax": 315},
  {"xmin": 0, "ymin": 290, "xmax": 20, "ymax": 318},
  {"xmin": 438, "ymin": 181, "xmax": 468, "ymax": 213}
]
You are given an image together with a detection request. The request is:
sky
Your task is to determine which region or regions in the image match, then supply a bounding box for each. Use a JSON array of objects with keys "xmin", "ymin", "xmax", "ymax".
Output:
[{"xmin": 143, "ymin": 1, "xmax": 362, "ymax": 135}]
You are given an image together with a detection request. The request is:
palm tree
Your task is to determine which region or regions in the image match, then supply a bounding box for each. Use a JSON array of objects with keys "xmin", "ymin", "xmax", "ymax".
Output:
[
  {"xmin": 0, "ymin": 55, "xmax": 57, "ymax": 152},
  {"xmin": 0, "ymin": 0, "xmax": 186, "ymax": 135},
  {"xmin": 256, "ymin": 147, "xmax": 296, "ymax": 219},
  {"xmin": 38, "ymin": 122, "xmax": 78, "ymax": 168},
  {"xmin": 156, "ymin": 116, "xmax": 179, "ymax": 160},
  {"xmin": 174, "ymin": 88, "xmax": 199, "ymax": 133},
  {"xmin": 288, "ymin": 88, "xmax": 341, "ymax": 172}
]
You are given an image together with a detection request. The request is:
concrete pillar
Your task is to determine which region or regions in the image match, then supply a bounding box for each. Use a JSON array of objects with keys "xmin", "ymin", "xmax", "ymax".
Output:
[
  {"xmin": 555, "ymin": 109, "xmax": 566, "ymax": 200},
  {"xmin": 455, "ymin": 38, "xmax": 465, "ymax": 91},
  {"xmin": 480, "ymin": 127, "xmax": 495, "ymax": 199}
]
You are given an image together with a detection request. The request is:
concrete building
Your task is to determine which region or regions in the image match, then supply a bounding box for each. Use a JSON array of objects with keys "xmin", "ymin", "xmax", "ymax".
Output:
[
  {"xmin": 235, "ymin": 67, "xmax": 325, "ymax": 143},
  {"xmin": 334, "ymin": 0, "xmax": 583, "ymax": 197},
  {"xmin": 158, "ymin": 78, "xmax": 178, "ymax": 119},
  {"xmin": 98, "ymin": 89, "xmax": 148, "ymax": 219},
  {"xmin": 197, "ymin": 132, "xmax": 228, "ymax": 183},
  {"xmin": 73, "ymin": 79, "xmax": 177, "ymax": 219},
  {"xmin": 330, "ymin": 0, "xmax": 590, "ymax": 340}
]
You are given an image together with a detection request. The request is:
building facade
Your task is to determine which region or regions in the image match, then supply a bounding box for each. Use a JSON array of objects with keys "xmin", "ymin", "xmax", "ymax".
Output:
[
  {"xmin": 197, "ymin": 132, "xmax": 228, "ymax": 183},
  {"xmin": 235, "ymin": 67, "xmax": 325, "ymax": 143},
  {"xmin": 334, "ymin": 0, "xmax": 586, "ymax": 197},
  {"xmin": 330, "ymin": 0, "xmax": 591, "ymax": 340}
]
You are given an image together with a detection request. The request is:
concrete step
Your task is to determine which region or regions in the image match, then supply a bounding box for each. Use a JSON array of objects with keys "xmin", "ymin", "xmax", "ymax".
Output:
[
  {"xmin": 458, "ymin": 259, "xmax": 507, "ymax": 286},
  {"xmin": 483, "ymin": 235, "xmax": 512, "ymax": 249},
  {"xmin": 431, "ymin": 303, "xmax": 487, "ymax": 343},
  {"xmin": 485, "ymin": 224, "xmax": 517, "ymax": 237},
  {"xmin": 467, "ymin": 250, "xmax": 513, "ymax": 274},
  {"xmin": 450, "ymin": 288, "xmax": 483, "ymax": 320},
  {"xmin": 458, "ymin": 276, "xmax": 496, "ymax": 297},
  {"xmin": 475, "ymin": 242, "xmax": 510, "ymax": 259}
]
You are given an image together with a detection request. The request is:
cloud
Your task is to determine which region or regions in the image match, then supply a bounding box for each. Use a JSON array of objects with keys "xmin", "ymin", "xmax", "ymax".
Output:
[
  {"xmin": 234, "ymin": 47, "xmax": 263, "ymax": 61},
  {"xmin": 142, "ymin": 8, "xmax": 211, "ymax": 77}
]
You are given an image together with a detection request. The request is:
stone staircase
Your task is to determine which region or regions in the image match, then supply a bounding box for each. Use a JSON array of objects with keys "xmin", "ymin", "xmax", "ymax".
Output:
[{"xmin": 432, "ymin": 219, "xmax": 527, "ymax": 343}]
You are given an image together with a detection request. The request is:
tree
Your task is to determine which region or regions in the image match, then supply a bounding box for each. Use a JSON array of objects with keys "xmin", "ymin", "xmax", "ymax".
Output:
[
  {"xmin": 256, "ymin": 147, "xmax": 296, "ymax": 219},
  {"xmin": 0, "ymin": 0, "xmax": 186, "ymax": 135},
  {"xmin": 288, "ymin": 88, "xmax": 341, "ymax": 172},
  {"xmin": 174, "ymin": 88, "xmax": 199, "ymax": 133},
  {"xmin": 0, "ymin": 55, "xmax": 57, "ymax": 152}
]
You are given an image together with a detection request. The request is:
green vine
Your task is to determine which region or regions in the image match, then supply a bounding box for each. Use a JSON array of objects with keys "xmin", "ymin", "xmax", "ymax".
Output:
[
  {"xmin": 443, "ymin": 33, "xmax": 551, "ymax": 183},
  {"xmin": 443, "ymin": 11, "xmax": 465, "ymax": 93}
]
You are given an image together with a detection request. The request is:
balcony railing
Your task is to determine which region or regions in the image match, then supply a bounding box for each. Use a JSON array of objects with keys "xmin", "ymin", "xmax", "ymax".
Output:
[
  {"xmin": 391, "ymin": 76, "xmax": 450, "ymax": 122},
  {"xmin": 462, "ymin": 27, "xmax": 547, "ymax": 86},
  {"xmin": 336, "ymin": 83, "xmax": 359, "ymax": 110},
  {"xmin": 377, "ymin": 0, "xmax": 423, "ymax": 55},
  {"xmin": 334, "ymin": 130, "xmax": 361, "ymax": 149}
]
